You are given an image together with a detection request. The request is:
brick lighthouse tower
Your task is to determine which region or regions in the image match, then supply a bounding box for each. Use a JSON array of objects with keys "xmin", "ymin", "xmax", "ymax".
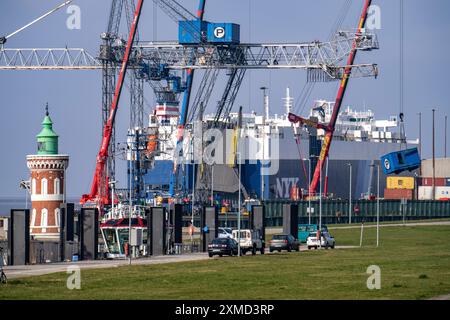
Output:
[{"xmin": 27, "ymin": 105, "xmax": 69, "ymax": 240}]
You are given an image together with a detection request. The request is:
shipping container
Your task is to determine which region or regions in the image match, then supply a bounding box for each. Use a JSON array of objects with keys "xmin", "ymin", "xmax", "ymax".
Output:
[
  {"xmin": 178, "ymin": 20, "xmax": 209, "ymax": 44},
  {"xmin": 418, "ymin": 186, "xmax": 450, "ymax": 200},
  {"xmin": 206, "ymin": 23, "xmax": 240, "ymax": 44},
  {"xmin": 381, "ymin": 148, "xmax": 420, "ymax": 175},
  {"xmin": 384, "ymin": 188, "xmax": 414, "ymax": 200},
  {"xmin": 418, "ymin": 177, "xmax": 446, "ymax": 187},
  {"xmin": 386, "ymin": 176, "xmax": 415, "ymax": 190},
  {"xmin": 421, "ymin": 158, "xmax": 450, "ymax": 178}
]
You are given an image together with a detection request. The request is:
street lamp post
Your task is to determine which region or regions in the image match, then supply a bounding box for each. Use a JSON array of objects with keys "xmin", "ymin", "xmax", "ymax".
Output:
[
  {"xmin": 211, "ymin": 164, "xmax": 214, "ymax": 206},
  {"xmin": 128, "ymin": 145, "xmax": 133, "ymax": 265},
  {"xmin": 237, "ymin": 151, "xmax": 242, "ymax": 257},
  {"xmin": 191, "ymin": 128, "xmax": 195, "ymax": 227},
  {"xmin": 432, "ymin": 109, "xmax": 436, "ymax": 200},
  {"xmin": 319, "ymin": 162, "xmax": 322, "ymax": 231},
  {"xmin": 376, "ymin": 164, "xmax": 380, "ymax": 247},
  {"xmin": 347, "ymin": 163, "xmax": 352, "ymax": 224},
  {"xmin": 302, "ymin": 158, "xmax": 312, "ymax": 224},
  {"xmin": 445, "ymin": 115, "xmax": 448, "ymax": 158}
]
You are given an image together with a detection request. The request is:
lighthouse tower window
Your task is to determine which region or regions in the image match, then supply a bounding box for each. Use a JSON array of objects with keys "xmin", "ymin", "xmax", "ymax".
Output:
[
  {"xmin": 54, "ymin": 178, "xmax": 60, "ymax": 195},
  {"xmin": 41, "ymin": 178, "xmax": 48, "ymax": 195},
  {"xmin": 37, "ymin": 142, "xmax": 46, "ymax": 152},
  {"xmin": 55, "ymin": 208, "xmax": 60, "ymax": 227},
  {"xmin": 41, "ymin": 208, "xmax": 48, "ymax": 232}
]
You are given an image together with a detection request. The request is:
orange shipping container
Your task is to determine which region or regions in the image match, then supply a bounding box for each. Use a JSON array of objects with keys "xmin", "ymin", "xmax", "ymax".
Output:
[{"xmin": 384, "ymin": 188, "xmax": 414, "ymax": 200}]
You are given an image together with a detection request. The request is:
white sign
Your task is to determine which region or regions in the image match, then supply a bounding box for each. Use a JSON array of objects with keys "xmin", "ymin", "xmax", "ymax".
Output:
[
  {"xmin": 366, "ymin": 265, "xmax": 381, "ymax": 290},
  {"xmin": 214, "ymin": 27, "xmax": 225, "ymax": 39},
  {"xmin": 384, "ymin": 158, "xmax": 390, "ymax": 170}
]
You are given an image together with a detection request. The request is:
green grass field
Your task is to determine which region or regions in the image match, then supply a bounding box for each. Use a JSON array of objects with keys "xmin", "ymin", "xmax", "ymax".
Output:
[{"xmin": 1, "ymin": 225, "xmax": 450, "ymax": 300}]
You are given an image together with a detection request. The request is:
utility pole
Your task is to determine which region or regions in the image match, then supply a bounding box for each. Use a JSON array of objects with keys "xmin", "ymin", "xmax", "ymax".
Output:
[{"xmin": 432, "ymin": 109, "xmax": 436, "ymax": 200}]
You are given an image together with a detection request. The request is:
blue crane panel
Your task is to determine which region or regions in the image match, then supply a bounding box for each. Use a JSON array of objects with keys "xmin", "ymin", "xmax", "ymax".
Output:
[
  {"xmin": 381, "ymin": 148, "xmax": 421, "ymax": 175},
  {"xmin": 178, "ymin": 20, "xmax": 209, "ymax": 44},
  {"xmin": 207, "ymin": 23, "xmax": 240, "ymax": 44}
]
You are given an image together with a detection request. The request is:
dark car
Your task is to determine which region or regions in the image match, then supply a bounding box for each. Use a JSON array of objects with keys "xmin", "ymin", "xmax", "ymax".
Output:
[
  {"xmin": 269, "ymin": 234, "xmax": 300, "ymax": 253},
  {"xmin": 208, "ymin": 237, "xmax": 238, "ymax": 257}
]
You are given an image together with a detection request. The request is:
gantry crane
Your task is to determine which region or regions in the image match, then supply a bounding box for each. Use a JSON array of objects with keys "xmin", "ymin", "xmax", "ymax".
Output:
[
  {"xmin": 137, "ymin": 0, "xmax": 378, "ymax": 199},
  {"xmin": 1, "ymin": 0, "xmax": 379, "ymax": 208}
]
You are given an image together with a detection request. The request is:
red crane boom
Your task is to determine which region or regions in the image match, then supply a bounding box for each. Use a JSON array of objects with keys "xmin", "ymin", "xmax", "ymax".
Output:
[
  {"xmin": 80, "ymin": 0, "xmax": 145, "ymax": 207},
  {"xmin": 290, "ymin": 0, "xmax": 373, "ymax": 196}
]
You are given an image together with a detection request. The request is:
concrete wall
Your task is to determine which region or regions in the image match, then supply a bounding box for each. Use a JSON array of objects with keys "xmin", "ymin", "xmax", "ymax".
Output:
[{"xmin": 421, "ymin": 158, "xmax": 450, "ymax": 177}]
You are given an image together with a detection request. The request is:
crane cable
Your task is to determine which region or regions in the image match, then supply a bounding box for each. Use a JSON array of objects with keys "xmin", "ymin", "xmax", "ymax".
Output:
[
  {"xmin": 294, "ymin": 0, "xmax": 352, "ymax": 116},
  {"xmin": 399, "ymin": 0, "xmax": 407, "ymax": 150},
  {"xmin": 291, "ymin": 0, "xmax": 353, "ymax": 191}
]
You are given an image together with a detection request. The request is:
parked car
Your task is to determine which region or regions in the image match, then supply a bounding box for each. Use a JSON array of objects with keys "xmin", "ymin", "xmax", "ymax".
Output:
[
  {"xmin": 218, "ymin": 227, "xmax": 233, "ymax": 239},
  {"xmin": 231, "ymin": 229, "xmax": 265, "ymax": 255},
  {"xmin": 298, "ymin": 224, "xmax": 328, "ymax": 243},
  {"xmin": 269, "ymin": 234, "xmax": 300, "ymax": 253},
  {"xmin": 208, "ymin": 237, "xmax": 239, "ymax": 257},
  {"xmin": 306, "ymin": 231, "xmax": 335, "ymax": 250}
]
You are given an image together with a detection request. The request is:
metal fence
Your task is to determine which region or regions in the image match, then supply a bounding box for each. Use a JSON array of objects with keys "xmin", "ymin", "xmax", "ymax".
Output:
[
  {"xmin": 29, "ymin": 240, "xmax": 80, "ymax": 264},
  {"xmin": 29, "ymin": 241, "xmax": 60, "ymax": 264},
  {"xmin": 264, "ymin": 200, "xmax": 450, "ymax": 226}
]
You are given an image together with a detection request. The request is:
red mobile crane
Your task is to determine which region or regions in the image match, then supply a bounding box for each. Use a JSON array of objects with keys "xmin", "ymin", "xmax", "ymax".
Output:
[
  {"xmin": 289, "ymin": 0, "xmax": 373, "ymax": 196},
  {"xmin": 80, "ymin": 0, "xmax": 145, "ymax": 208}
]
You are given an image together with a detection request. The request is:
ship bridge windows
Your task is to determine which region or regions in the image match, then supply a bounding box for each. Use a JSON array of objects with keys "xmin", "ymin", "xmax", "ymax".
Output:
[
  {"xmin": 349, "ymin": 117, "xmax": 371, "ymax": 123},
  {"xmin": 102, "ymin": 229, "xmax": 121, "ymax": 254}
]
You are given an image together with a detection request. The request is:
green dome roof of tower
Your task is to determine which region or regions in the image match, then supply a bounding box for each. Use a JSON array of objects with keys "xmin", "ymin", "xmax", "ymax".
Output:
[{"xmin": 36, "ymin": 104, "xmax": 59, "ymax": 155}]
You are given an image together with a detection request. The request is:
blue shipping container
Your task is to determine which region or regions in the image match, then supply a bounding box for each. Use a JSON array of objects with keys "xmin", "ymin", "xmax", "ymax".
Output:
[
  {"xmin": 178, "ymin": 20, "xmax": 209, "ymax": 44},
  {"xmin": 206, "ymin": 23, "xmax": 240, "ymax": 44},
  {"xmin": 381, "ymin": 148, "xmax": 421, "ymax": 175}
]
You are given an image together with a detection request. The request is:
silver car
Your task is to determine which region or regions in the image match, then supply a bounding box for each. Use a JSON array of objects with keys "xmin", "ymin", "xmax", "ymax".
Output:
[
  {"xmin": 307, "ymin": 231, "xmax": 335, "ymax": 249},
  {"xmin": 218, "ymin": 227, "xmax": 233, "ymax": 239}
]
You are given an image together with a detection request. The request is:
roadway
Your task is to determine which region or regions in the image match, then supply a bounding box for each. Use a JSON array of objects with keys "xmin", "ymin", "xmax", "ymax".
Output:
[{"xmin": 4, "ymin": 245, "xmax": 356, "ymax": 280}]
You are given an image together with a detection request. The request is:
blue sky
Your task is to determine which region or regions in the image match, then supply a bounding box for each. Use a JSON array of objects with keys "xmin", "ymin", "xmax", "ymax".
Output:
[{"xmin": 0, "ymin": 0, "xmax": 449, "ymax": 197}]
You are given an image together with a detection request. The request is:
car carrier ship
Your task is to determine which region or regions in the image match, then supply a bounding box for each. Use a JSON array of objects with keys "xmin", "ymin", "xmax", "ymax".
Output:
[{"xmin": 133, "ymin": 88, "xmax": 418, "ymax": 205}]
